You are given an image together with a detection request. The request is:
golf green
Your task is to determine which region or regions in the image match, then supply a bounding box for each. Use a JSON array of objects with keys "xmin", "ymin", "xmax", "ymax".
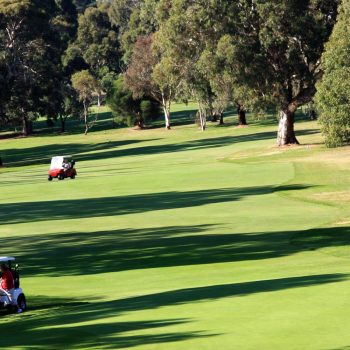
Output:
[{"xmin": 1, "ymin": 107, "xmax": 350, "ymax": 350}]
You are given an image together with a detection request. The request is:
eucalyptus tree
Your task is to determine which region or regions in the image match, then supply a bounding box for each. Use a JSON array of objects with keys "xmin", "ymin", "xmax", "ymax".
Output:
[
  {"xmin": 224, "ymin": 0, "xmax": 340, "ymax": 146},
  {"xmin": 110, "ymin": 0, "xmax": 160, "ymax": 64},
  {"xmin": 155, "ymin": 0, "xmax": 239, "ymax": 130},
  {"xmin": 0, "ymin": 0, "xmax": 62, "ymax": 135},
  {"xmin": 68, "ymin": 3, "xmax": 121, "ymax": 104},
  {"xmin": 125, "ymin": 35, "xmax": 178, "ymax": 129}
]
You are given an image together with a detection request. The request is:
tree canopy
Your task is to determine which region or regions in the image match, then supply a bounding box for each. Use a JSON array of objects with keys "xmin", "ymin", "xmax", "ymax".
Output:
[{"xmin": 0, "ymin": 0, "xmax": 347, "ymax": 146}]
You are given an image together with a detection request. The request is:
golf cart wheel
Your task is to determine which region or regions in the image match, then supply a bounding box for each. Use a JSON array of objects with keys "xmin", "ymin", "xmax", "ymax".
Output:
[
  {"xmin": 17, "ymin": 294, "xmax": 27, "ymax": 312},
  {"xmin": 58, "ymin": 174, "xmax": 64, "ymax": 181},
  {"xmin": 70, "ymin": 174, "xmax": 76, "ymax": 179},
  {"xmin": 48, "ymin": 176, "xmax": 53, "ymax": 181}
]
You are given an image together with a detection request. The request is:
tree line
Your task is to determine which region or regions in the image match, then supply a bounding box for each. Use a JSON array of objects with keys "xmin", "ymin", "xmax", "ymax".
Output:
[{"xmin": 0, "ymin": 0, "xmax": 348, "ymax": 147}]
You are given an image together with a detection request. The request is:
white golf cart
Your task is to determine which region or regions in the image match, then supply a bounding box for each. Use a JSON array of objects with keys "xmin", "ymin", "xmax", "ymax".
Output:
[{"xmin": 0, "ymin": 257, "xmax": 27, "ymax": 313}]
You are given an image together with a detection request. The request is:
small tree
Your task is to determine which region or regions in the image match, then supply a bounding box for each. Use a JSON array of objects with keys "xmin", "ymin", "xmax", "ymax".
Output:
[
  {"xmin": 58, "ymin": 86, "xmax": 82, "ymax": 132},
  {"xmin": 71, "ymin": 70, "xmax": 98, "ymax": 135},
  {"xmin": 316, "ymin": 0, "xmax": 350, "ymax": 147}
]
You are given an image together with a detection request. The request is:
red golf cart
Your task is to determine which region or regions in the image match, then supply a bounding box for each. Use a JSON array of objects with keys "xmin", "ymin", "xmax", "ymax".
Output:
[{"xmin": 48, "ymin": 156, "xmax": 77, "ymax": 181}]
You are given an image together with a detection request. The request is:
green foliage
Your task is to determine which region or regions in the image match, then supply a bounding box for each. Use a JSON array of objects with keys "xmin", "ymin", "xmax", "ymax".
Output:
[
  {"xmin": 140, "ymin": 99, "xmax": 160, "ymax": 121},
  {"xmin": 53, "ymin": 0, "xmax": 78, "ymax": 42},
  {"xmin": 72, "ymin": 70, "xmax": 98, "ymax": 104},
  {"xmin": 316, "ymin": 0, "xmax": 350, "ymax": 147},
  {"xmin": 119, "ymin": 0, "xmax": 159, "ymax": 63},
  {"xmin": 107, "ymin": 76, "xmax": 160, "ymax": 127},
  {"xmin": 107, "ymin": 76, "xmax": 140, "ymax": 126},
  {"xmin": 68, "ymin": 4, "xmax": 121, "ymax": 92},
  {"xmin": 73, "ymin": 0, "xmax": 95, "ymax": 12},
  {"xmin": 0, "ymin": 0, "xmax": 62, "ymax": 134},
  {"xmin": 108, "ymin": 0, "xmax": 139, "ymax": 30}
]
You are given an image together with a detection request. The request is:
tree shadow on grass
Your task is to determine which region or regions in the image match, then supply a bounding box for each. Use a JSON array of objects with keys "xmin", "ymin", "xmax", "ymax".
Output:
[
  {"xmin": 0, "ymin": 139, "xmax": 152, "ymax": 167},
  {"xmin": 0, "ymin": 185, "xmax": 310, "ymax": 225},
  {"xmin": 1, "ymin": 222, "xmax": 348, "ymax": 277},
  {"xmin": 0, "ymin": 274, "xmax": 346, "ymax": 349},
  {"xmin": 1, "ymin": 128, "xmax": 319, "ymax": 168},
  {"xmin": 0, "ymin": 309, "xmax": 206, "ymax": 349}
]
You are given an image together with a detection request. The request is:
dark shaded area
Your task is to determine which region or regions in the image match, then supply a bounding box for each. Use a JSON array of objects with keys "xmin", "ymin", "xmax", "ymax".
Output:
[
  {"xmin": 0, "ymin": 132, "xmax": 23, "ymax": 140},
  {"xmin": 109, "ymin": 274, "xmax": 348, "ymax": 313},
  {"xmin": 0, "ymin": 274, "xmax": 345, "ymax": 349},
  {"xmin": 0, "ymin": 312, "xmax": 206, "ymax": 349},
  {"xmin": 1, "ymin": 138, "xmax": 151, "ymax": 167},
  {"xmin": 2, "ymin": 222, "xmax": 349, "ymax": 278},
  {"xmin": 0, "ymin": 185, "xmax": 310, "ymax": 225}
]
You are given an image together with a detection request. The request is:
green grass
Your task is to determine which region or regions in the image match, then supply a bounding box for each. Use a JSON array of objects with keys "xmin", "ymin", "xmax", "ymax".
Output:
[{"xmin": 1, "ymin": 105, "xmax": 350, "ymax": 349}]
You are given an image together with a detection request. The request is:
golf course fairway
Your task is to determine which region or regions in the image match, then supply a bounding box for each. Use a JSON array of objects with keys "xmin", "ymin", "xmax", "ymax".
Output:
[{"xmin": 1, "ymin": 107, "xmax": 350, "ymax": 350}]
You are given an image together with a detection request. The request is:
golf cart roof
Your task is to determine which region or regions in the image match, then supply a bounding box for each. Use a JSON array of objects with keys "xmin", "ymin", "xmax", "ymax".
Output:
[
  {"xmin": 0, "ymin": 257, "xmax": 15, "ymax": 263},
  {"xmin": 51, "ymin": 155, "xmax": 73, "ymax": 160},
  {"xmin": 50, "ymin": 156, "xmax": 74, "ymax": 170}
]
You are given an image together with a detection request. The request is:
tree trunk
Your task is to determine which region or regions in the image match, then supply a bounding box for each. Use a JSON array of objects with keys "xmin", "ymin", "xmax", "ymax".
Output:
[
  {"xmin": 163, "ymin": 106, "xmax": 171, "ymax": 130},
  {"xmin": 199, "ymin": 109, "xmax": 206, "ymax": 131},
  {"xmin": 310, "ymin": 110, "xmax": 317, "ymax": 120},
  {"xmin": 22, "ymin": 116, "xmax": 32, "ymax": 136},
  {"xmin": 161, "ymin": 92, "xmax": 172, "ymax": 130},
  {"xmin": 83, "ymin": 101, "xmax": 89, "ymax": 135},
  {"xmin": 237, "ymin": 105, "xmax": 247, "ymax": 126},
  {"xmin": 277, "ymin": 109, "xmax": 299, "ymax": 146},
  {"xmin": 219, "ymin": 113, "xmax": 224, "ymax": 125},
  {"xmin": 60, "ymin": 115, "xmax": 66, "ymax": 133}
]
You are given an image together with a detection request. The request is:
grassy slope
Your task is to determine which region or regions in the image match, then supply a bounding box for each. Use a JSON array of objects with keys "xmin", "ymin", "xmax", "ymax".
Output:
[{"xmin": 0, "ymin": 107, "xmax": 350, "ymax": 350}]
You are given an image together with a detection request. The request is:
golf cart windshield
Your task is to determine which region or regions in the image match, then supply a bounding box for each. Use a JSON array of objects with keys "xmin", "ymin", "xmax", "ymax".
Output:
[{"xmin": 50, "ymin": 156, "xmax": 72, "ymax": 170}]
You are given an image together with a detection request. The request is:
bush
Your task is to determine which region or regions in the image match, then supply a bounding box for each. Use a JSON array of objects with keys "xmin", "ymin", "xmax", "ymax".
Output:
[
  {"xmin": 107, "ymin": 76, "xmax": 160, "ymax": 127},
  {"xmin": 315, "ymin": 0, "xmax": 350, "ymax": 148}
]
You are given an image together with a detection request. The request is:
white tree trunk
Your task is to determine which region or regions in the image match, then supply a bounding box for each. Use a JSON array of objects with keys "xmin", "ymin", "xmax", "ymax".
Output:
[
  {"xmin": 162, "ymin": 93, "xmax": 171, "ymax": 130},
  {"xmin": 83, "ymin": 101, "xmax": 89, "ymax": 135},
  {"xmin": 277, "ymin": 110, "xmax": 299, "ymax": 146},
  {"xmin": 277, "ymin": 111, "xmax": 288, "ymax": 146},
  {"xmin": 163, "ymin": 106, "xmax": 171, "ymax": 130},
  {"xmin": 198, "ymin": 108, "xmax": 206, "ymax": 131}
]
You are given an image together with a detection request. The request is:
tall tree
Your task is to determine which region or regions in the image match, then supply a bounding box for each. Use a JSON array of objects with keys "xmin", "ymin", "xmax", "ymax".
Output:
[
  {"xmin": 315, "ymin": 0, "xmax": 350, "ymax": 147},
  {"xmin": 0, "ymin": 0, "xmax": 62, "ymax": 135},
  {"xmin": 118, "ymin": 0, "xmax": 159, "ymax": 63},
  {"xmin": 68, "ymin": 3, "xmax": 121, "ymax": 104},
  {"xmin": 125, "ymin": 35, "xmax": 177, "ymax": 130},
  {"xmin": 155, "ymin": 0, "xmax": 238, "ymax": 130},
  {"xmin": 225, "ymin": 0, "xmax": 339, "ymax": 146},
  {"xmin": 49, "ymin": 0, "xmax": 80, "ymax": 133}
]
